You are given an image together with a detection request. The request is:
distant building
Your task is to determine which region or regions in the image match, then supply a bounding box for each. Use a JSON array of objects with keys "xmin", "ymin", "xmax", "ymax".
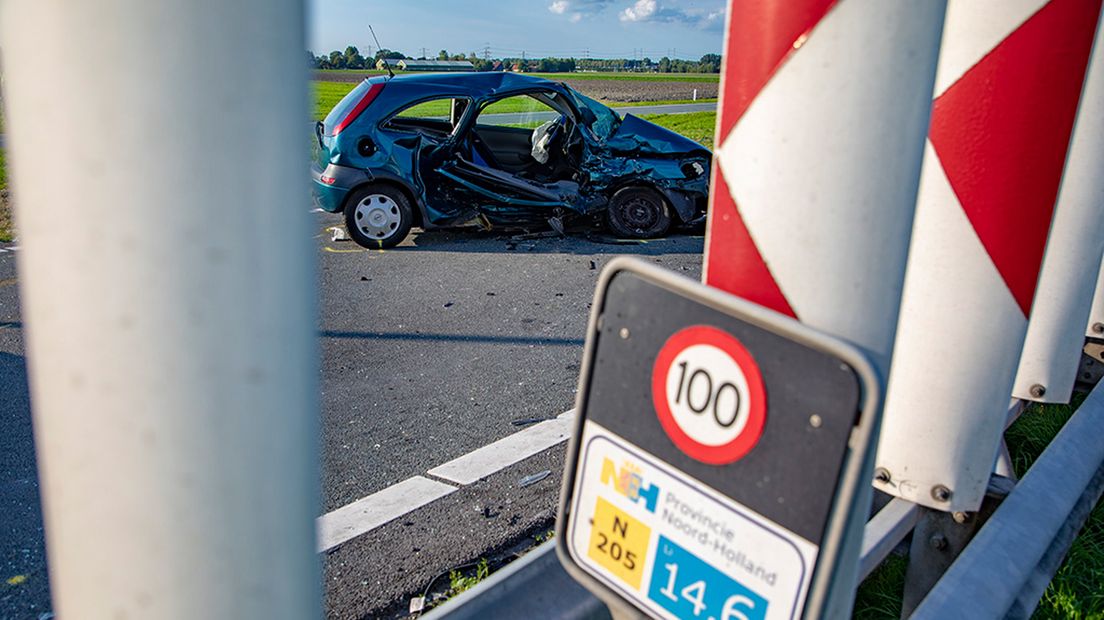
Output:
[
  {"xmin": 397, "ymin": 59, "xmax": 475, "ymax": 72},
  {"xmin": 375, "ymin": 58, "xmax": 403, "ymax": 70}
]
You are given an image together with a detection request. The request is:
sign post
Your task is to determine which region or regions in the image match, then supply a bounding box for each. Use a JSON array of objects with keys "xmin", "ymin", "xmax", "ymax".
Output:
[{"xmin": 557, "ymin": 259, "xmax": 880, "ymax": 619}]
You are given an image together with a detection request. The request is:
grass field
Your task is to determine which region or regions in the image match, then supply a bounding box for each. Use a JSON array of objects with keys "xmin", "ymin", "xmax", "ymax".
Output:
[
  {"xmin": 854, "ymin": 394, "xmax": 1104, "ymax": 618},
  {"xmin": 312, "ymin": 80, "xmax": 716, "ymax": 121},
  {"xmin": 640, "ymin": 111, "xmax": 716, "ymax": 147},
  {"xmin": 314, "ymin": 69, "xmax": 720, "ymax": 83}
]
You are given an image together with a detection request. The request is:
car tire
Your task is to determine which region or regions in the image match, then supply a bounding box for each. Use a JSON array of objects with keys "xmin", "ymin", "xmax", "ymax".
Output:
[
  {"xmin": 606, "ymin": 186, "xmax": 672, "ymax": 239},
  {"xmin": 343, "ymin": 184, "xmax": 414, "ymax": 249}
]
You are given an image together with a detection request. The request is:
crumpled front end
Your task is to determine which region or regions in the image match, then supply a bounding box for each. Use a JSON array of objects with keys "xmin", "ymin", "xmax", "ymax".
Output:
[{"xmin": 583, "ymin": 114, "xmax": 712, "ymax": 223}]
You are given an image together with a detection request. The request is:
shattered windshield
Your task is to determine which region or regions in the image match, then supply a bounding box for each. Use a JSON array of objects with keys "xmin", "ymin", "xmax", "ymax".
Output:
[{"xmin": 571, "ymin": 91, "xmax": 621, "ymax": 141}]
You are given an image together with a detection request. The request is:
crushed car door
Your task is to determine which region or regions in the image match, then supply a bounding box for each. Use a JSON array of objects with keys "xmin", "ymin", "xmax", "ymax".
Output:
[
  {"xmin": 424, "ymin": 90, "xmax": 586, "ymax": 226},
  {"xmin": 376, "ymin": 95, "xmax": 482, "ymax": 226}
]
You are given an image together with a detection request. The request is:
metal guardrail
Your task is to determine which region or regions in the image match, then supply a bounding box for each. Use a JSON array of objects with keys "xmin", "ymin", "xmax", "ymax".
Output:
[
  {"xmin": 421, "ymin": 541, "xmax": 610, "ymax": 620},
  {"xmin": 912, "ymin": 380, "xmax": 1104, "ymax": 618}
]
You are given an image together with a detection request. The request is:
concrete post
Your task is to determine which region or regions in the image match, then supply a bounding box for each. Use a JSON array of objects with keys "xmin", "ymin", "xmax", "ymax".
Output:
[{"xmin": 0, "ymin": 1, "xmax": 319, "ymax": 617}]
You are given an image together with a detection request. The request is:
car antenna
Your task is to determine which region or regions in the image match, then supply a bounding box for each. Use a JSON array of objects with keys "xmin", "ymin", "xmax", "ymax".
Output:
[{"xmin": 368, "ymin": 25, "xmax": 394, "ymax": 79}]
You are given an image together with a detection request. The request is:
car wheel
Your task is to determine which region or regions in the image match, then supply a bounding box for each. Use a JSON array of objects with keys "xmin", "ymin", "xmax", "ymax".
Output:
[
  {"xmin": 606, "ymin": 186, "xmax": 672, "ymax": 239},
  {"xmin": 343, "ymin": 184, "xmax": 413, "ymax": 249}
]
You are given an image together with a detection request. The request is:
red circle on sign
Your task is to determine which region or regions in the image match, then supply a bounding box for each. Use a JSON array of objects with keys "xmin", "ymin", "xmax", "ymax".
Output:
[{"xmin": 652, "ymin": 325, "xmax": 767, "ymax": 464}]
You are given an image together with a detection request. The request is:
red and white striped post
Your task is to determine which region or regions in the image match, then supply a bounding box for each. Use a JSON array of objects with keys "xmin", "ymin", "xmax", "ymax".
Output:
[
  {"xmin": 704, "ymin": 0, "xmax": 945, "ymax": 378},
  {"xmin": 704, "ymin": 0, "xmax": 947, "ymax": 611},
  {"xmin": 876, "ymin": 0, "xmax": 1103, "ymax": 513},
  {"xmin": 1014, "ymin": 14, "xmax": 1104, "ymax": 404}
]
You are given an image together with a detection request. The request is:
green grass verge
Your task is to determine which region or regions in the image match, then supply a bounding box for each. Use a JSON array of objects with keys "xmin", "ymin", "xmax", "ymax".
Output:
[
  {"xmin": 0, "ymin": 148, "xmax": 12, "ymax": 243},
  {"xmin": 1008, "ymin": 395, "xmax": 1104, "ymax": 618},
  {"xmin": 639, "ymin": 111, "xmax": 716, "ymax": 147},
  {"xmin": 447, "ymin": 558, "xmax": 490, "ymax": 596},
  {"xmin": 853, "ymin": 394, "xmax": 1104, "ymax": 618}
]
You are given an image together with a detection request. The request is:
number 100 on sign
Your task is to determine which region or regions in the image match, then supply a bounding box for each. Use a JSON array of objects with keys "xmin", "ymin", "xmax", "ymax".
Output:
[
  {"xmin": 652, "ymin": 326, "xmax": 767, "ymax": 465},
  {"xmin": 648, "ymin": 536, "xmax": 767, "ymax": 620}
]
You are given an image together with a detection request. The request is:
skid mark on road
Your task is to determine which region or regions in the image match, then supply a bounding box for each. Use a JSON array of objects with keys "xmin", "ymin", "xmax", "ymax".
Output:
[{"xmin": 316, "ymin": 409, "xmax": 576, "ymax": 552}]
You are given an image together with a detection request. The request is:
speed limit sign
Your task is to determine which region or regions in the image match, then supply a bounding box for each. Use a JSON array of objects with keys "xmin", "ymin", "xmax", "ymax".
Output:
[
  {"xmin": 652, "ymin": 325, "xmax": 767, "ymax": 465},
  {"xmin": 557, "ymin": 258, "xmax": 881, "ymax": 620}
]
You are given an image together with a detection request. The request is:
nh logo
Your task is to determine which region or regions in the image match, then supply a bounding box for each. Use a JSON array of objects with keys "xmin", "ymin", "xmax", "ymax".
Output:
[{"xmin": 600, "ymin": 458, "xmax": 660, "ymax": 513}]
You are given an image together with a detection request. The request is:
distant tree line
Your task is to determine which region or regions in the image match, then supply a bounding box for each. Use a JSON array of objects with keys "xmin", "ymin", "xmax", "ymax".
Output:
[
  {"xmin": 309, "ymin": 46, "xmax": 404, "ymax": 70},
  {"xmin": 308, "ymin": 46, "xmax": 720, "ymax": 73}
]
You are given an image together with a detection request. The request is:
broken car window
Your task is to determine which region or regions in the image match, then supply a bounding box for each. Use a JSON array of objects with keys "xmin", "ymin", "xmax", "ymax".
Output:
[
  {"xmin": 477, "ymin": 93, "xmax": 564, "ymax": 130},
  {"xmin": 382, "ymin": 97, "xmax": 469, "ymax": 137},
  {"xmin": 571, "ymin": 92, "xmax": 621, "ymax": 141}
]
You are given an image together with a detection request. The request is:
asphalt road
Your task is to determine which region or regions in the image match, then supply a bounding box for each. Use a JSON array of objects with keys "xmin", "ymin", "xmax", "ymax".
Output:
[
  {"xmin": 0, "ymin": 220, "xmax": 703, "ymax": 619},
  {"xmin": 0, "ymin": 244, "xmax": 50, "ymax": 620}
]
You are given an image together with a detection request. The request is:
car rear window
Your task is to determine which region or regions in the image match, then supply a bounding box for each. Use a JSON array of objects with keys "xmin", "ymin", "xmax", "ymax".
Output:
[
  {"xmin": 382, "ymin": 97, "xmax": 470, "ymax": 136},
  {"xmin": 324, "ymin": 80, "xmax": 373, "ymax": 135}
]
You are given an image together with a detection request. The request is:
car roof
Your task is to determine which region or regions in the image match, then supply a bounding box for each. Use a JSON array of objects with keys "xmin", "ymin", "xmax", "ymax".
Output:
[{"xmin": 371, "ymin": 71, "xmax": 561, "ymax": 99}]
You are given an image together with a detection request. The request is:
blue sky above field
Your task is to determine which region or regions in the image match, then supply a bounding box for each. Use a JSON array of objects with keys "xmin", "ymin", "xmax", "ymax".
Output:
[{"xmin": 308, "ymin": 0, "xmax": 726, "ymax": 61}]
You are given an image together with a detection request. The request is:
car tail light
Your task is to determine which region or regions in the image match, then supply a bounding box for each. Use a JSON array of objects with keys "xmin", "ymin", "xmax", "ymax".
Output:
[
  {"xmin": 332, "ymin": 83, "xmax": 384, "ymax": 136},
  {"xmin": 320, "ymin": 175, "xmax": 337, "ymax": 185}
]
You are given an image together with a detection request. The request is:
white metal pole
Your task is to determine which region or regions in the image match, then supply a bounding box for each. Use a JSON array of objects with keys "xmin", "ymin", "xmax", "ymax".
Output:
[
  {"xmin": 1089, "ymin": 256, "xmax": 1104, "ymax": 338},
  {"xmin": 1014, "ymin": 15, "xmax": 1104, "ymax": 403},
  {"xmin": 703, "ymin": 1, "xmax": 947, "ymax": 615},
  {"xmin": 876, "ymin": 0, "xmax": 1103, "ymax": 513},
  {"xmin": 0, "ymin": 1, "xmax": 319, "ymax": 618}
]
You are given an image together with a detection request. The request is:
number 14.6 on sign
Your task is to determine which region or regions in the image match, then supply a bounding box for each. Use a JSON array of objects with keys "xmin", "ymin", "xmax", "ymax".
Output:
[{"xmin": 647, "ymin": 537, "xmax": 768, "ymax": 620}]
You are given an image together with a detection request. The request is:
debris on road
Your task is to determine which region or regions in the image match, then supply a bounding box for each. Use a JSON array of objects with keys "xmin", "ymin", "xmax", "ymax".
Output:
[
  {"xmin": 510, "ymin": 231, "xmax": 559, "ymax": 241},
  {"xmin": 518, "ymin": 470, "xmax": 552, "ymax": 487},
  {"xmin": 328, "ymin": 226, "xmax": 349, "ymax": 242}
]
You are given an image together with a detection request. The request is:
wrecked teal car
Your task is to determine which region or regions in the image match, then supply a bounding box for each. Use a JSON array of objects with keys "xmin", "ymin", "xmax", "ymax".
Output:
[{"xmin": 312, "ymin": 72, "xmax": 711, "ymax": 249}]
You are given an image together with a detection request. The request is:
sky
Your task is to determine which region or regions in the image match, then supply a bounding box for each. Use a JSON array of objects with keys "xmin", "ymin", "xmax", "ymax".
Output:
[{"xmin": 308, "ymin": 0, "xmax": 727, "ymax": 61}]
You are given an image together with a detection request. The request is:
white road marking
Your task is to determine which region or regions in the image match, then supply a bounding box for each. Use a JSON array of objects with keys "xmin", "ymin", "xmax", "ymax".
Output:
[
  {"xmin": 316, "ymin": 409, "xmax": 577, "ymax": 551},
  {"xmin": 317, "ymin": 476, "xmax": 457, "ymax": 552},
  {"xmin": 428, "ymin": 411, "xmax": 575, "ymax": 485}
]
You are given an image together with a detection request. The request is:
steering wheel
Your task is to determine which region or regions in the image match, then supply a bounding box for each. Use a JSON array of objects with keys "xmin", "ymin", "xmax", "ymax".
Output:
[{"xmin": 530, "ymin": 116, "xmax": 565, "ymax": 165}]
